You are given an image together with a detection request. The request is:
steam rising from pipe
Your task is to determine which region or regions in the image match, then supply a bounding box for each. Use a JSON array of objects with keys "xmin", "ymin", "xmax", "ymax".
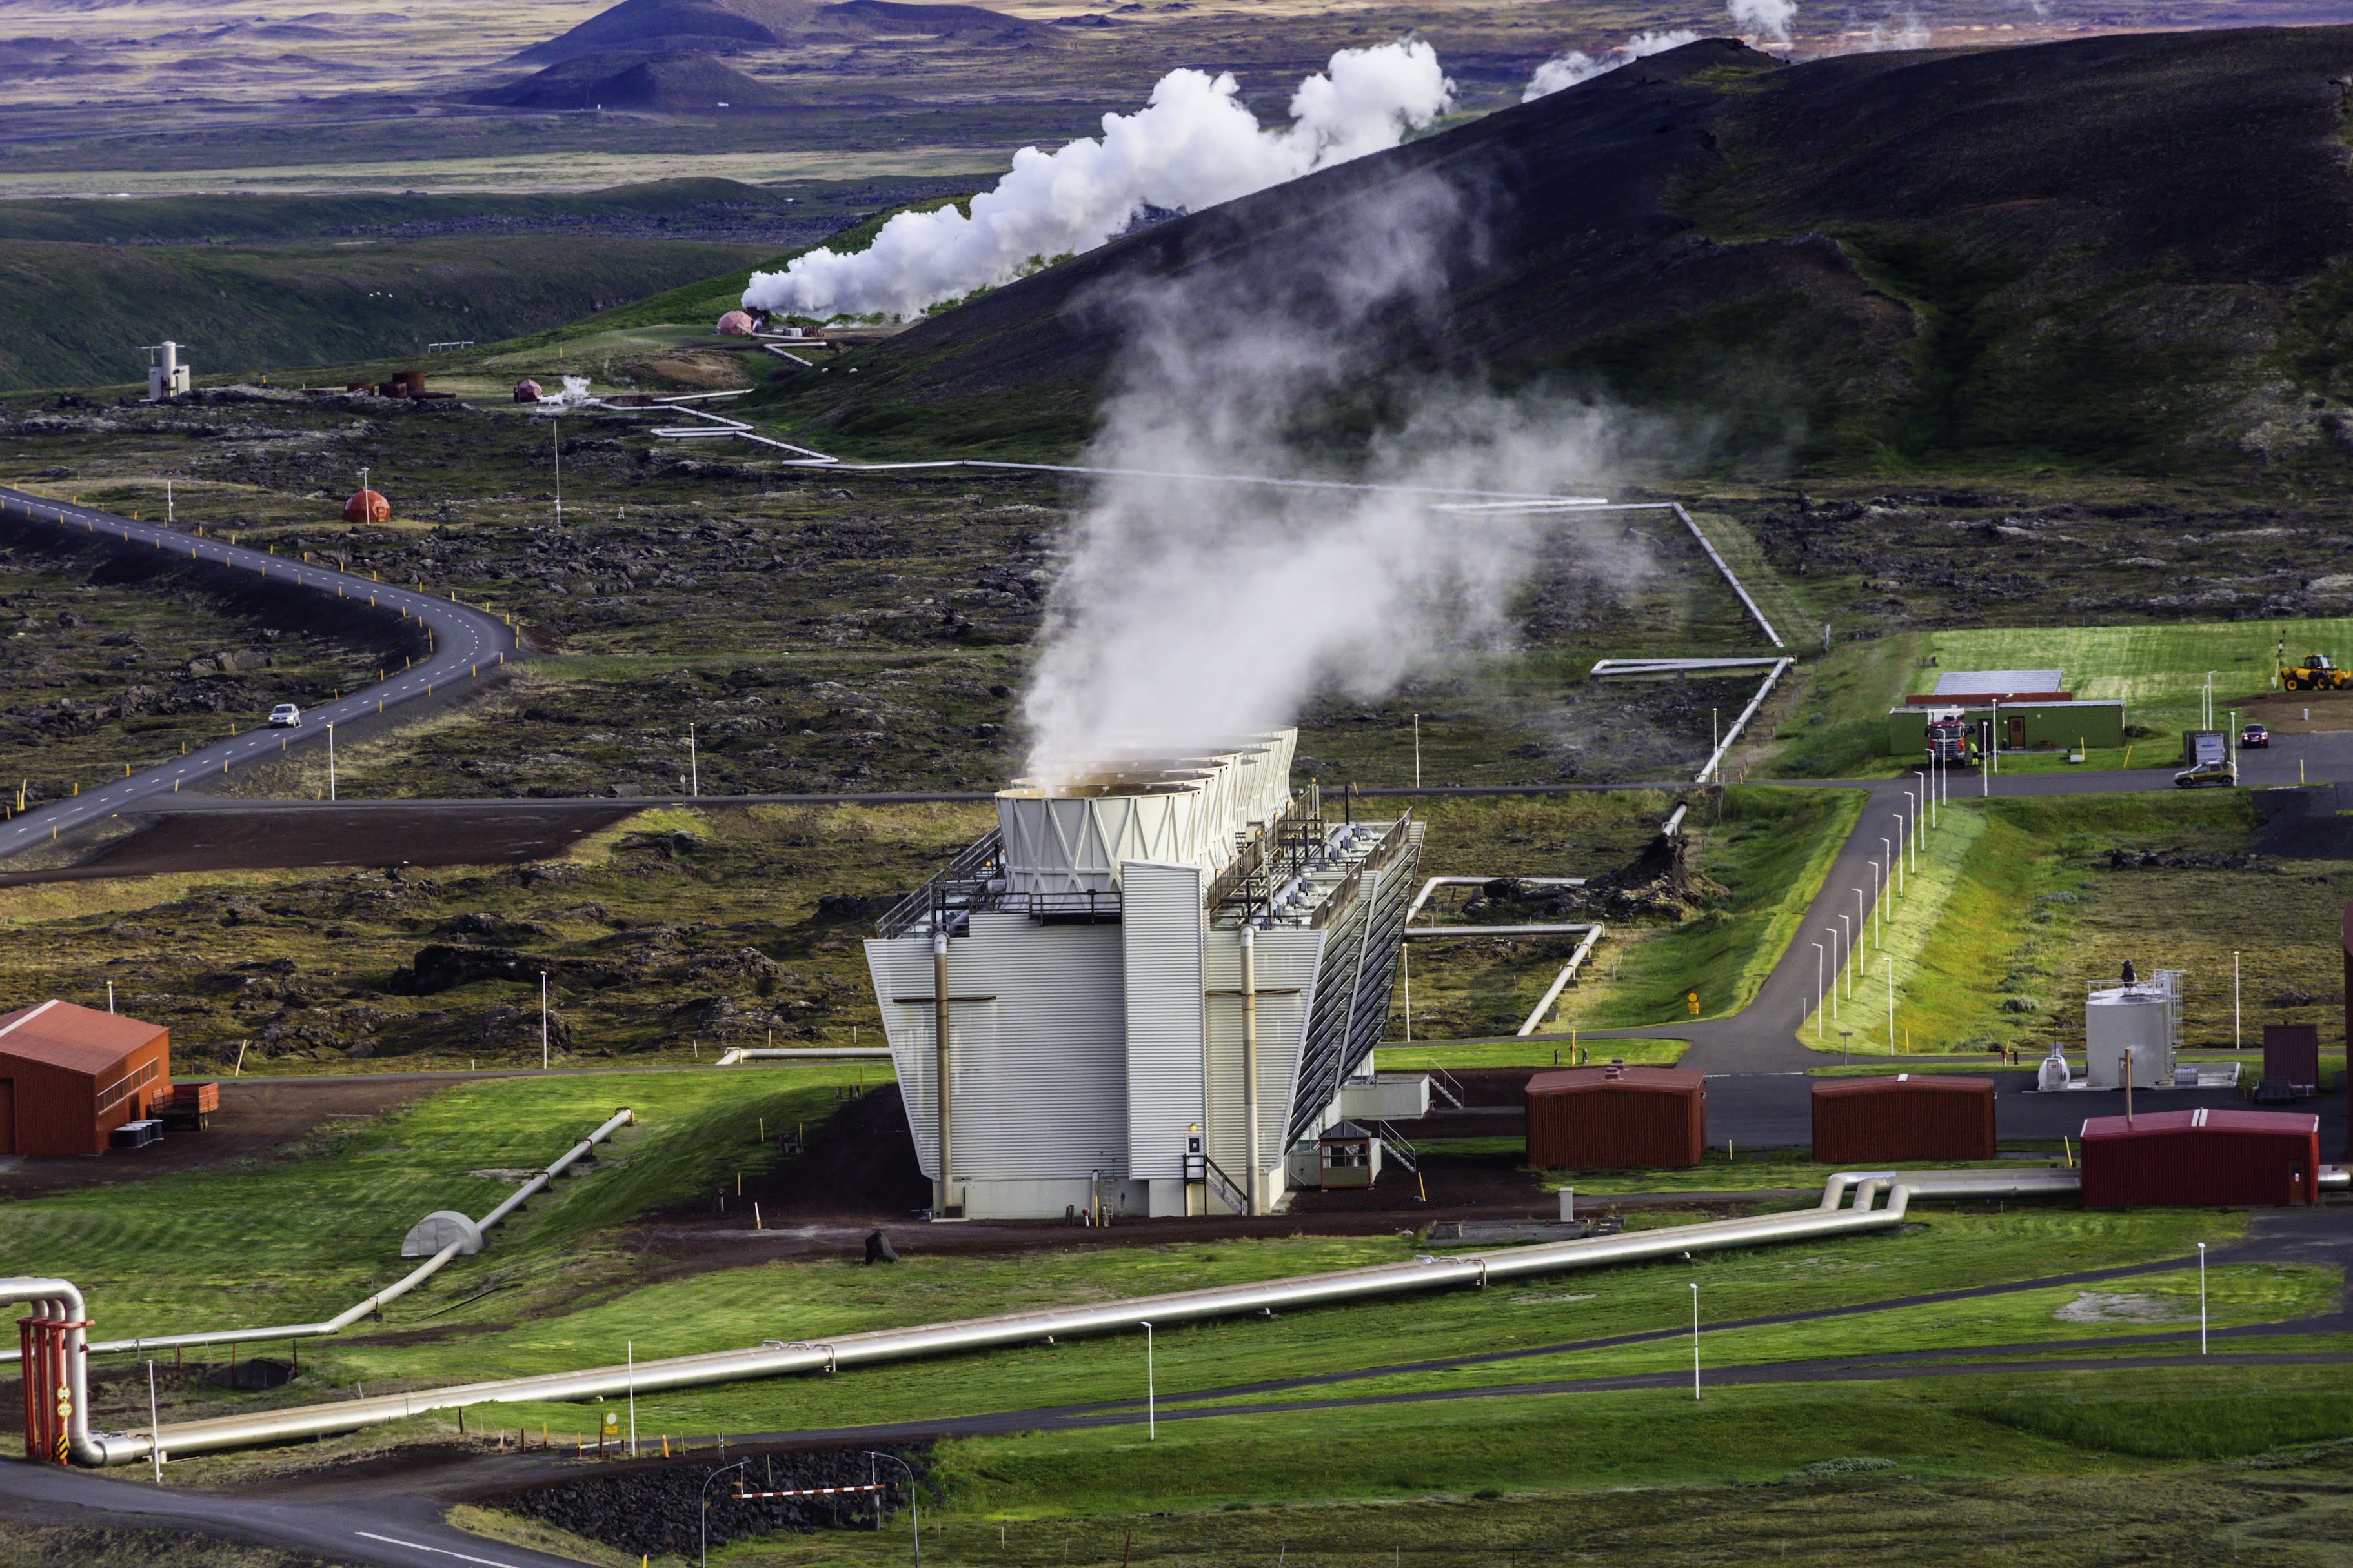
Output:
[
  {"xmin": 741, "ymin": 42, "xmax": 1453, "ymax": 322},
  {"xmin": 1522, "ymin": 30, "xmax": 1701, "ymax": 101},
  {"xmin": 1019, "ymin": 174, "xmax": 1653, "ymax": 781}
]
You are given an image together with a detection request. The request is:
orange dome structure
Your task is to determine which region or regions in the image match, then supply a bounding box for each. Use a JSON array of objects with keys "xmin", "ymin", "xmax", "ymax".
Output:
[
  {"xmin": 716, "ymin": 310, "xmax": 756, "ymax": 336},
  {"xmin": 513, "ymin": 378, "xmax": 543, "ymax": 403},
  {"xmin": 344, "ymin": 489, "xmax": 390, "ymax": 525}
]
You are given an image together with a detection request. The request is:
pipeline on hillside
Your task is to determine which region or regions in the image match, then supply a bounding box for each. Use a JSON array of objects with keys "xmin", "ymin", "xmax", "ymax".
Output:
[
  {"xmin": 36, "ymin": 1167, "xmax": 2101, "ymax": 1465},
  {"xmin": 0, "ymin": 1109, "xmax": 632, "ymax": 1368}
]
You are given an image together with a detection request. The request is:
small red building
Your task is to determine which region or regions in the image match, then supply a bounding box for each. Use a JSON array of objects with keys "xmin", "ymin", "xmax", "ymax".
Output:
[
  {"xmin": 2079, "ymin": 1108, "xmax": 2319, "ymax": 1208},
  {"xmin": 1524, "ymin": 1064, "xmax": 1705, "ymax": 1169},
  {"xmin": 0, "ymin": 1001, "xmax": 172, "ymax": 1156},
  {"xmin": 1812, "ymin": 1074, "xmax": 1996, "ymax": 1163}
]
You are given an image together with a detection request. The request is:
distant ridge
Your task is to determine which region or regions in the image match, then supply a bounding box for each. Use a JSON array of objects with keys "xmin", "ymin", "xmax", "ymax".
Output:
[
  {"xmin": 508, "ymin": 0, "xmax": 1040, "ymax": 68},
  {"xmin": 771, "ymin": 27, "xmax": 2353, "ymax": 476}
]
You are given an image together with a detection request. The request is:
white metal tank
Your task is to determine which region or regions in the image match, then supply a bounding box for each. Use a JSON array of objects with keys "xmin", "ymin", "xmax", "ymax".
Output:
[
  {"xmin": 2085, "ymin": 970, "xmax": 2178, "ymax": 1089},
  {"xmin": 2035, "ymin": 1043, "xmax": 2072, "ymax": 1093}
]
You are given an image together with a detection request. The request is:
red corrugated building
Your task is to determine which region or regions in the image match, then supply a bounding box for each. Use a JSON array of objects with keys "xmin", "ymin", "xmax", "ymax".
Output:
[
  {"xmin": 0, "ymin": 1001, "xmax": 172, "ymax": 1156},
  {"xmin": 1524, "ymin": 1064, "xmax": 1705, "ymax": 1169},
  {"xmin": 2079, "ymin": 1108, "xmax": 2319, "ymax": 1207},
  {"xmin": 1812, "ymin": 1074, "xmax": 1996, "ymax": 1163}
]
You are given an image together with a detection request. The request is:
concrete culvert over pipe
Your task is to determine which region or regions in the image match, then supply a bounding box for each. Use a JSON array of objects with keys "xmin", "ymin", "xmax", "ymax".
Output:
[{"xmin": 79, "ymin": 1169, "xmax": 2099, "ymax": 1466}]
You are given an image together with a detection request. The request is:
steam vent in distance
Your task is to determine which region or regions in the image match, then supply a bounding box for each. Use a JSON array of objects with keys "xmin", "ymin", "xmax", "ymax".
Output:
[{"xmin": 864, "ymin": 729, "xmax": 1423, "ymax": 1220}]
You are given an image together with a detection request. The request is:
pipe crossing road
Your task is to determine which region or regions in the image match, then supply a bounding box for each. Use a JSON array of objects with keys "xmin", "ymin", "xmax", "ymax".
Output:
[{"xmin": 0, "ymin": 485, "xmax": 517, "ymax": 862}]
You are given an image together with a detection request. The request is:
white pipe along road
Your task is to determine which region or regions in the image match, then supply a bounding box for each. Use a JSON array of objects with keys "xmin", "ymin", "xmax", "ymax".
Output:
[
  {"xmin": 17, "ymin": 1168, "xmax": 2105, "ymax": 1466},
  {"xmin": 0, "ymin": 485, "xmax": 518, "ymax": 860}
]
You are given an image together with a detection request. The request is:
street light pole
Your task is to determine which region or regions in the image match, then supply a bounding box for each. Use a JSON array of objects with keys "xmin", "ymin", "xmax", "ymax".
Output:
[
  {"xmin": 1812, "ymin": 942, "xmax": 1825, "ymax": 1041},
  {"xmin": 689, "ymin": 723, "xmax": 699, "ymax": 798},
  {"xmin": 1869, "ymin": 859, "xmax": 1883, "ymax": 945},
  {"xmin": 702, "ymin": 1458, "xmax": 750, "ymax": 1568},
  {"xmin": 1824, "ymin": 927, "xmax": 1841, "ymax": 1022},
  {"xmin": 327, "ymin": 721, "xmax": 336, "ymax": 801},
  {"xmin": 1839, "ymin": 914, "xmax": 1853, "ymax": 1000},
  {"xmin": 627, "ymin": 1339, "xmax": 636, "ymax": 1457},
  {"xmin": 2197, "ymin": 1242, "xmax": 2207, "ymax": 1354},
  {"xmin": 865, "ymin": 1451, "xmax": 920, "ymax": 1566},
  {"xmin": 540, "ymin": 972, "xmax": 550, "ymax": 1069},
  {"xmin": 1142, "ymin": 1320, "xmax": 1155, "ymax": 1441},
  {"xmin": 1689, "ymin": 1283, "xmax": 1701, "ymax": 1400},
  {"xmin": 2233, "ymin": 952, "xmax": 2241, "ymax": 1049}
]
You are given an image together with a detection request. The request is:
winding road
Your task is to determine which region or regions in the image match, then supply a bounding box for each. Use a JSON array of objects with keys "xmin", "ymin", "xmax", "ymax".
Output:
[
  {"xmin": 0, "ymin": 485, "xmax": 516, "ymax": 859},
  {"xmin": 1584, "ymin": 733, "xmax": 2353, "ymax": 1074}
]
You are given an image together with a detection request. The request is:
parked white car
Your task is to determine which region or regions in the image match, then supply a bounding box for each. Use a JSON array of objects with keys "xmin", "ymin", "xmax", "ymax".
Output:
[{"xmin": 267, "ymin": 703, "xmax": 303, "ymax": 727}]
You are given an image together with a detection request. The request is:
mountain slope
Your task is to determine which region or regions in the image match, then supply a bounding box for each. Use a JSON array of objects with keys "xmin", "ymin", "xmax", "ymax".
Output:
[
  {"xmin": 509, "ymin": 0, "xmax": 1040, "ymax": 67},
  {"xmin": 759, "ymin": 27, "xmax": 2353, "ymax": 476}
]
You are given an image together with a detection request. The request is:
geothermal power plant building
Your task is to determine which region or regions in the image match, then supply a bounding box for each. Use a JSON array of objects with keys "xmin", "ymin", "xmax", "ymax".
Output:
[{"xmin": 864, "ymin": 730, "xmax": 1422, "ymax": 1220}]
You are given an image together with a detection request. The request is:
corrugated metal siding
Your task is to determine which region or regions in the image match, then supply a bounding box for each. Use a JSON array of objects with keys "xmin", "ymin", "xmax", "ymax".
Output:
[
  {"xmin": 2263, "ymin": 1023, "xmax": 2321, "ymax": 1088},
  {"xmin": 1202, "ymin": 927, "xmax": 1320, "ymax": 1185},
  {"xmin": 1123, "ymin": 862, "xmax": 1206, "ymax": 1181},
  {"xmin": 1526, "ymin": 1077, "xmax": 1706, "ymax": 1168},
  {"xmin": 0, "ymin": 1018, "xmax": 168, "ymax": 1158},
  {"xmin": 1811, "ymin": 1078, "xmax": 1995, "ymax": 1163},
  {"xmin": 2080, "ymin": 1112, "xmax": 2321, "ymax": 1206},
  {"xmin": 865, "ymin": 915, "xmax": 1127, "ymax": 1183}
]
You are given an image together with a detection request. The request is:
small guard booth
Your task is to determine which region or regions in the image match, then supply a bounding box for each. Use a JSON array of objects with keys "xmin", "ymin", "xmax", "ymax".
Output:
[
  {"xmin": 1525, "ymin": 1064, "xmax": 1706, "ymax": 1169},
  {"xmin": 1812, "ymin": 1074, "xmax": 1996, "ymax": 1163},
  {"xmin": 2079, "ymin": 1109, "xmax": 2320, "ymax": 1207},
  {"xmin": 0, "ymin": 1000, "xmax": 172, "ymax": 1156}
]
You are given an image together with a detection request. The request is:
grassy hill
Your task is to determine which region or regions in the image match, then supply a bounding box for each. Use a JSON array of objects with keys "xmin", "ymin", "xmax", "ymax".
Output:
[
  {"xmin": 0, "ymin": 177, "xmax": 975, "ymax": 394},
  {"xmin": 740, "ymin": 26, "xmax": 2353, "ymax": 477}
]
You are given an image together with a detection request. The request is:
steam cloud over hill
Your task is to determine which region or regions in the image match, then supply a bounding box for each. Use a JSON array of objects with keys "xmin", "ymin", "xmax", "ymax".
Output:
[
  {"xmin": 740, "ymin": 40, "xmax": 1452, "ymax": 322},
  {"xmin": 1018, "ymin": 174, "xmax": 1646, "ymax": 778}
]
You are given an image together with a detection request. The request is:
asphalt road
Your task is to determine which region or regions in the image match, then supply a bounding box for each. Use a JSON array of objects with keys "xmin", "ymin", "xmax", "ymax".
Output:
[
  {"xmin": 1586, "ymin": 735, "xmax": 2353, "ymax": 1075},
  {"xmin": 0, "ymin": 1459, "xmax": 592, "ymax": 1567},
  {"xmin": 0, "ymin": 486, "xmax": 516, "ymax": 861}
]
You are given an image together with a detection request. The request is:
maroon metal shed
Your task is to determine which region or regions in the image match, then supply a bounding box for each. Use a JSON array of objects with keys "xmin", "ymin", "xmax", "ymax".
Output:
[
  {"xmin": 2078, "ymin": 1108, "xmax": 2319, "ymax": 1207},
  {"xmin": 2263, "ymin": 1023, "xmax": 2321, "ymax": 1094},
  {"xmin": 0, "ymin": 1000, "xmax": 172, "ymax": 1157},
  {"xmin": 1524, "ymin": 1065, "xmax": 1705, "ymax": 1169},
  {"xmin": 1812, "ymin": 1074, "xmax": 1996, "ymax": 1163}
]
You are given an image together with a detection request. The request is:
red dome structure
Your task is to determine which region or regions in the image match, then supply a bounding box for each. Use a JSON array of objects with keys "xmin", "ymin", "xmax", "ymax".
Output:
[
  {"xmin": 344, "ymin": 489, "xmax": 390, "ymax": 525},
  {"xmin": 716, "ymin": 310, "xmax": 756, "ymax": 336},
  {"xmin": 513, "ymin": 378, "xmax": 543, "ymax": 403}
]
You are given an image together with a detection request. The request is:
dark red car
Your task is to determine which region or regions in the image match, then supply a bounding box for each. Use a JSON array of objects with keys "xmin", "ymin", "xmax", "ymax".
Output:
[{"xmin": 2241, "ymin": 723, "xmax": 2270, "ymax": 748}]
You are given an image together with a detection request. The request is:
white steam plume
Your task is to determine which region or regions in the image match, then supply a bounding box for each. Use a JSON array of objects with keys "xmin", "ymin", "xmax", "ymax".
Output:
[
  {"xmin": 742, "ymin": 41, "xmax": 1452, "ymax": 323},
  {"xmin": 1728, "ymin": 0, "xmax": 1797, "ymax": 46},
  {"xmin": 1020, "ymin": 175, "xmax": 1652, "ymax": 780},
  {"xmin": 1522, "ymin": 29, "xmax": 1701, "ymax": 101}
]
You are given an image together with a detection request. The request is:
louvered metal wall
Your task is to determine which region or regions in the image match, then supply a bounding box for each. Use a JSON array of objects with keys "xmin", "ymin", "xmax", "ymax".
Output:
[{"xmin": 1284, "ymin": 824, "xmax": 1423, "ymax": 1147}]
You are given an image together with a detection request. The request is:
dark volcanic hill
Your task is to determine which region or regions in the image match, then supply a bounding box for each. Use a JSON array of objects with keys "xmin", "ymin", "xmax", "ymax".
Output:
[
  {"xmin": 773, "ymin": 27, "xmax": 2353, "ymax": 476},
  {"xmin": 509, "ymin": 0, "xmax": 1040, "ymax": 68},
  {"xmin": 478, "ymin": 50, "xmax": 796, "ymax": 109}
]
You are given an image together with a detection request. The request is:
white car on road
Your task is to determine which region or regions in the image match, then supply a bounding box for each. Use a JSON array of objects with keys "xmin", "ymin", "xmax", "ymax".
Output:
[{"xmin": 267, "ymin": 703, "xmax": 303, "ymax": 727}]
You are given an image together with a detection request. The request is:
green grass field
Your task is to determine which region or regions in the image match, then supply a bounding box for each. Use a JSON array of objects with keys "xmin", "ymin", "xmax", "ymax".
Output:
[
  {"xmin": 2, "ymin": 1058, "xmax": 2329, "ymax": 1568},
  {"xmin": 1801, "ymin": 790, "xmax": 2341, "ymax": 1056},
  {"xmin": 1560, "ymin": 786, "xmax": 1863, "ymax": 1029},
  {"xmin": 1768, "ymin": 617, "xmax": 2353, "ymax": 779}
]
